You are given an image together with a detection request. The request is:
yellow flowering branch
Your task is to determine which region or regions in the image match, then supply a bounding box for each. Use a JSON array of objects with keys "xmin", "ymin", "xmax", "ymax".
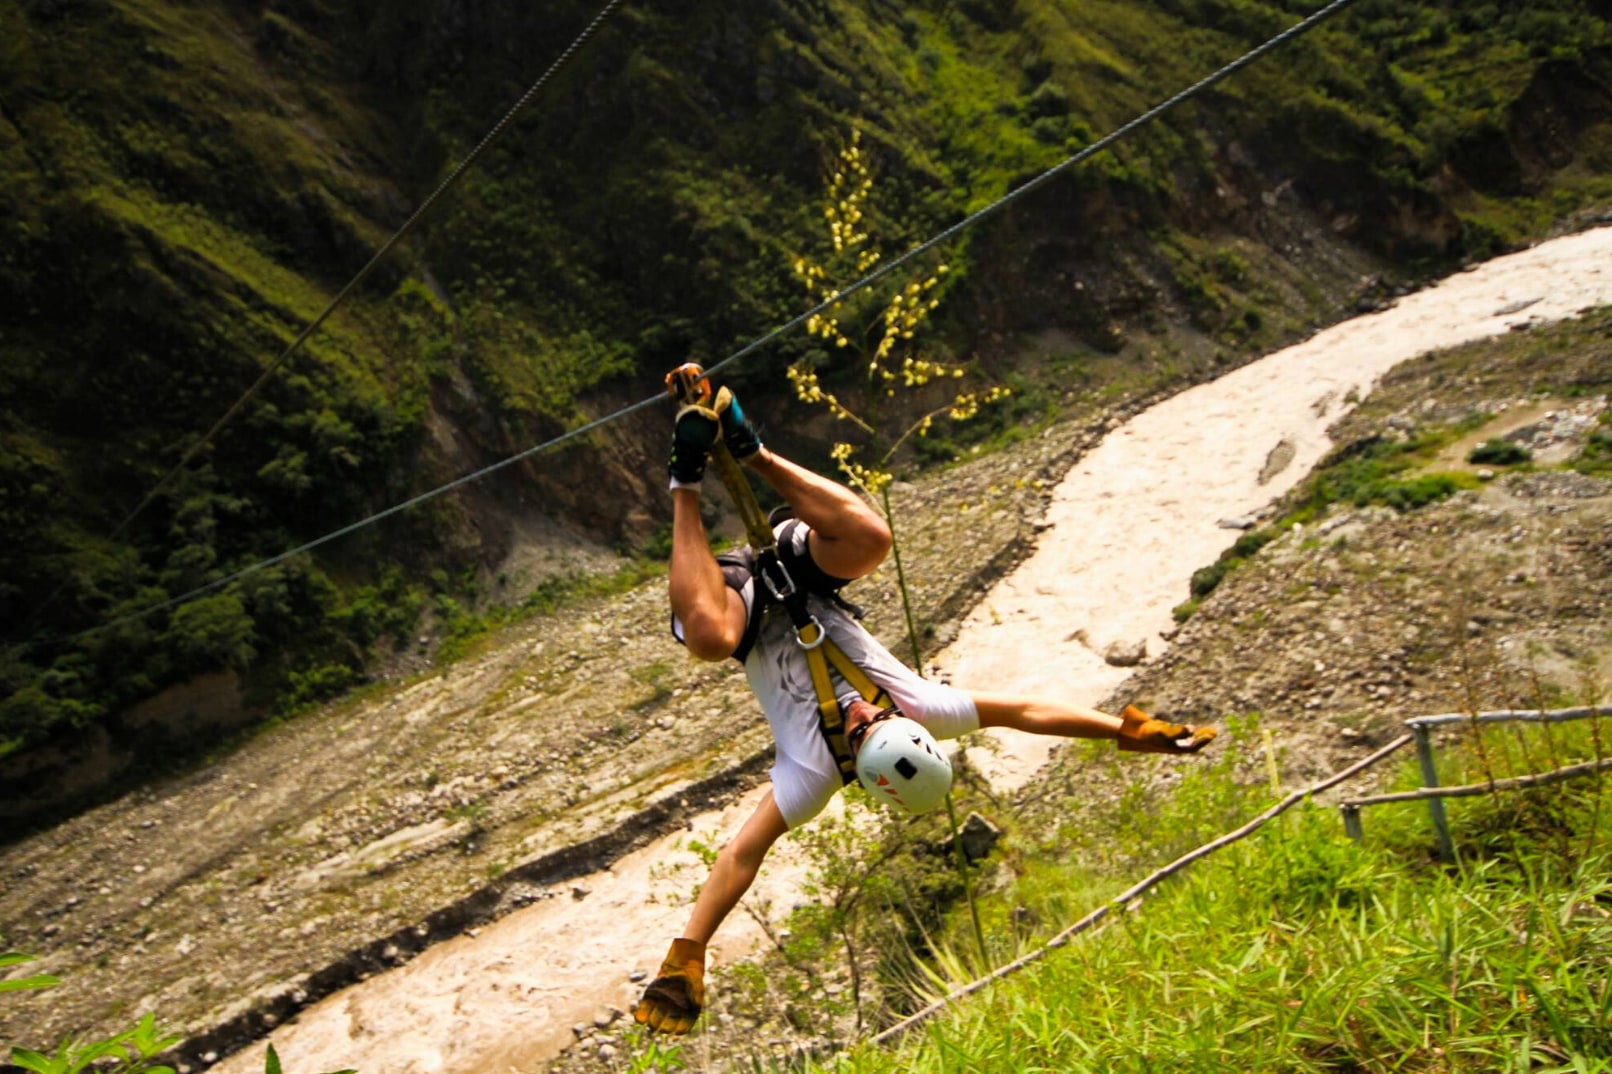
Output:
[{"xmin": 788, "ymin": 127, "xmax": 1011, "ymax": 503}]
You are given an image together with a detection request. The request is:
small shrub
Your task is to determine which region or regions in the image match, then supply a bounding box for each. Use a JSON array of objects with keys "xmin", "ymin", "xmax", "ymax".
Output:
[
  {"xmin": 1359, "ymin": 472, "xmax": 1471, "ymax": 510},
  {"xmin": 1573, "ymin": 418, "xmax": 1612, "ymax": 476},
  {"xmin": 1467, "ymin": 437, "xmax": 1531, "ymax": 465},
  {"xmin": 1189, "ymin": 559, "xmax": 1234, "ymax": 600},
  {"xmin": 1025, "ymin": 80, "xmax": 1070, "ymax": 119},
  {"xmin": 640, "ymin": 521, "xmax": 675, "ymax": 561},
  {"xmin": 1229, "ymin": 530, "xmax": 1275, "ymax": 559},
  {"xmin": 279, "ymin": 662, "xmax": 363, "ymax": 714},
  {"xmin": 1211, "ymin": 249, "xmax": 1249, "ymax": 284},
  {"xmin": 1188, "ymin": 528, "xmax": 1277, "ymax": 601}
]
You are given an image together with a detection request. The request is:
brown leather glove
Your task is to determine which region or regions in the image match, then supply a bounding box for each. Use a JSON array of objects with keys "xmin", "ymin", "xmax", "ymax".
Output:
[
  {"xmin": 633, "ymin": 938, "xmax": 706, "ymax": 1034},
  {"xmin": 1116, "ymin": 705, "xmax": 1217, "ymax": 754}
]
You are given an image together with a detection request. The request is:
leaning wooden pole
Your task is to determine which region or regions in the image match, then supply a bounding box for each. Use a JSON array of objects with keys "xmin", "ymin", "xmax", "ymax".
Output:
[{"xmin": 1344, "ymin": 755, "xmax": 1612, "ymax": 808}]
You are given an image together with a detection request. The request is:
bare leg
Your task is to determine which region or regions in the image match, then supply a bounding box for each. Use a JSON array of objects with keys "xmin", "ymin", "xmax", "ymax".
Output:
[
  {"xmin": 975, "ymin": 693, "xmax": 1218, "ymax": 754},
  {"xmin": 746, "ymin": 447, "xmax": 891, "ymax": 580},
  {"xmin": 969, "ymin": 692, "xmax": 1124, "ymax": 739},
  {"xmin": 668, "ymin": 487, "xmax": 745, "ymax": 661},
  {"xmin": 680, "ymin": 792, "xmax": 790, "ymax": 944}
]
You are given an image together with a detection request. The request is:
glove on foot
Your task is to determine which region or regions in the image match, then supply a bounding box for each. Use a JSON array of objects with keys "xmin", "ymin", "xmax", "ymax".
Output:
[
  {"xmin": 633, "ymin": 938, "xmax": 706, "ymax": 1035},
  {"xmin": 1116, "ymin": 705, "xmax": 1217, "ymax": 755}
]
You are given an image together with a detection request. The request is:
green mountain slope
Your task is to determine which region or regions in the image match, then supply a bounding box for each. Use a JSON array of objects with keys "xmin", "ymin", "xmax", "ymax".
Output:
[{"xmin": 3, "ymin": 0, "xmax": 1610, "ymax": 798}]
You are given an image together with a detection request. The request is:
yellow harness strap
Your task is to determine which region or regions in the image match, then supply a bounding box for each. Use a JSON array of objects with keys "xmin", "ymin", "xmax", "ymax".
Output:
[{"xmin": 798, "ymin": 618, "xmax": 891, "ymax": 782}]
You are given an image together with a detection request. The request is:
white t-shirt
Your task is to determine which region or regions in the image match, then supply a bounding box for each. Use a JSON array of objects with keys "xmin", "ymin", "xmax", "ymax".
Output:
[{"xmin": 676, "ymin": 521, "xmax": 978, "ymax": 827}]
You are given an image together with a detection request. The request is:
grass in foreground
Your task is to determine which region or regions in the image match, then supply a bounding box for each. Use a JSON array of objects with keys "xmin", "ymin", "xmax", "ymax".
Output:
[
  {"xmin": 824, "ymin": 718, "xmax": 1612, "ymax": 1073},
  {"xmin": 847, "ymin": 826, "xmax": 1610, "ymax": 1072}
]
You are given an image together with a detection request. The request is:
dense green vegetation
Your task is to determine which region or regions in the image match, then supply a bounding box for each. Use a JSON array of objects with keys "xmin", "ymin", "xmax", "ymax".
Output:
[
  {"xmin": 4, "ymin": 0, "xmax": 1611, "ymax": 772},
  {"xmin": 831, "ymin": 748, "xmax": 1612, "ymax": 1070}
]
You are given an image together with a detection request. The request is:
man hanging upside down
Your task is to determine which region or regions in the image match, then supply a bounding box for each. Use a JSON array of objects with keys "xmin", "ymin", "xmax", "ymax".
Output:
[{"xmin": 633, "ymin": 384, "xmax": 1217, "ymax": 1035}]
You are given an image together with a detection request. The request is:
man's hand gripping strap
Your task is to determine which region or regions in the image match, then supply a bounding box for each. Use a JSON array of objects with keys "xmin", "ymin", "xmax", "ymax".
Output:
[{"xmin": 665, "ymin": 363, "xmax": 773, "ymax": 550}]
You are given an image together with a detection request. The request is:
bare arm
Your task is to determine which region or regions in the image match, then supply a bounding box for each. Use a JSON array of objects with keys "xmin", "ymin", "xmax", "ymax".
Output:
[
  {"xmin": 680, "ymin": 791, "xmax": 790, "ymax": 945},
  {"xmin": 668, "ymin": 487, "xmax": 746, "ymax": 661}
]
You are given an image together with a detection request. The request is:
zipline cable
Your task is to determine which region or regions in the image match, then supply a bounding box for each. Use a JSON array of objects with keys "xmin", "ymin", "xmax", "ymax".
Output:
[
  {"xmin": 25, "ymin": 0, "xmax": 625, "ymax": 636},
  {"xmin": 62, "ymin": 0, "xmax": 1361, "ymax": 644},
  {"xmin": 106, "ymin": 0, "xmax": 627, "ymax": 547}
]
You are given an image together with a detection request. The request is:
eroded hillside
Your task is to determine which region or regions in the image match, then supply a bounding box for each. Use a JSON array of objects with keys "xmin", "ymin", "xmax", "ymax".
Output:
[{"xmin": 6, "ymin": 0, "xmax": 1612, "ymax": 799}]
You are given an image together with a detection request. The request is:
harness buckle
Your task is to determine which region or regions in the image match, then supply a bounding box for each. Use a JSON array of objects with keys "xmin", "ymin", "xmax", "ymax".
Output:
[{"xmin": 795, "ymin": 616, "xmax": 828, "ymax": 650}]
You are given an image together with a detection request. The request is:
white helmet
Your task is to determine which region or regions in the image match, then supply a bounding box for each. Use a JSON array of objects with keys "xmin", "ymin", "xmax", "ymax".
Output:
[{"xmin": 855, "ymin": 716, "xmax": 952, "ymax": 814}]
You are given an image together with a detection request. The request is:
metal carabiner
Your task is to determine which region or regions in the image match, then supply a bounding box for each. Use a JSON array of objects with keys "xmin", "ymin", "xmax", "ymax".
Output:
[{"xmin": 760, "ymin": 557, "xmax": 798, "ymax": 603}]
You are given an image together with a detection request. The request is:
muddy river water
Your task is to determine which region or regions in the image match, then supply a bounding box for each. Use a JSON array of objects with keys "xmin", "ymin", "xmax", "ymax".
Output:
[{"xmin": 216, "ymin": 227, "xmax": 1612, "ymax": 1074}]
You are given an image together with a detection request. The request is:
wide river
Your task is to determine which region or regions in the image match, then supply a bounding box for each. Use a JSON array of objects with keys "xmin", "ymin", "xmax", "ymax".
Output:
[{"xmin": 217, "ymin": 226, "xmax": 1612, "ymax": 1074}]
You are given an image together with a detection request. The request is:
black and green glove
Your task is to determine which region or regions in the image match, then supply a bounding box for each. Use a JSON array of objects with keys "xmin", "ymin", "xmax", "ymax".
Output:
[
  {"xmin": 713, "ymin": 386, "xmax": 763, "ymax": 461},
  {"xmin": 668, "ymin": 404, "xmax": 719, "ymax": 488}
]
